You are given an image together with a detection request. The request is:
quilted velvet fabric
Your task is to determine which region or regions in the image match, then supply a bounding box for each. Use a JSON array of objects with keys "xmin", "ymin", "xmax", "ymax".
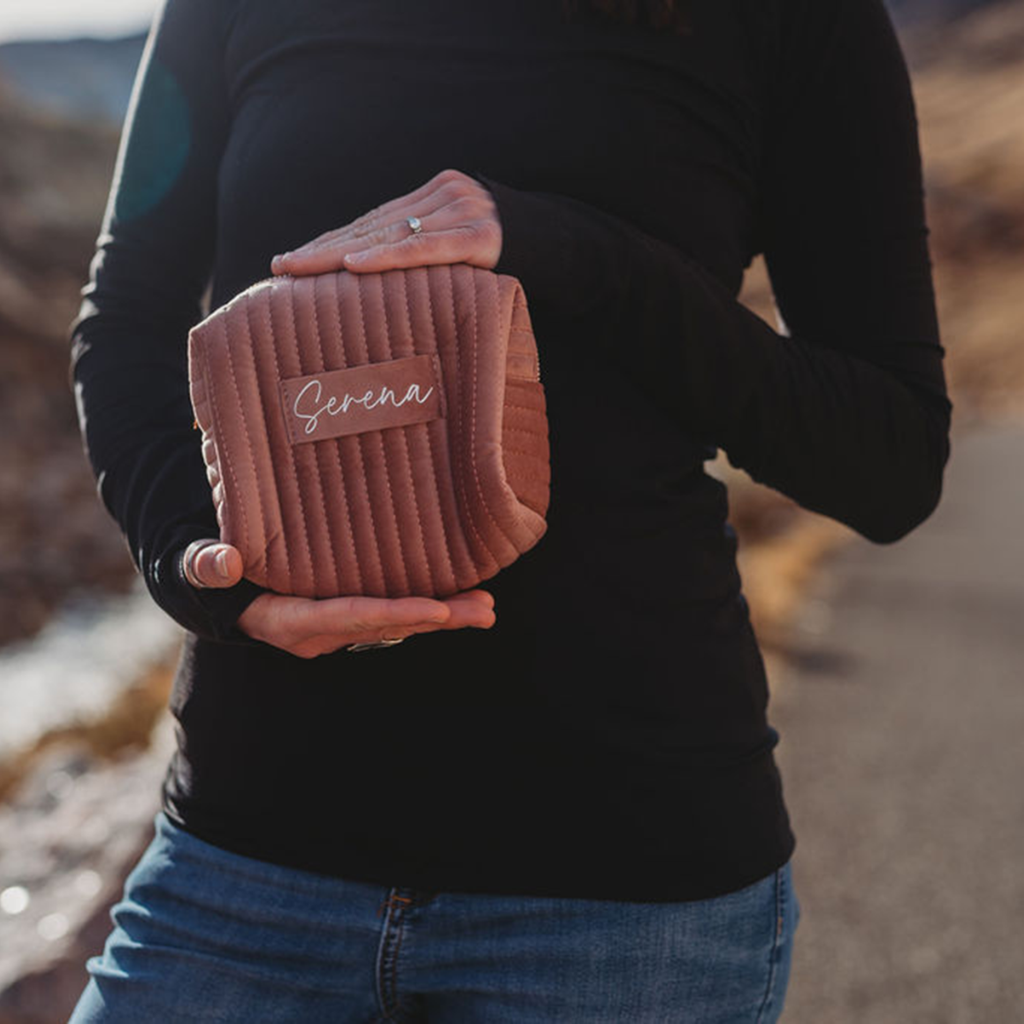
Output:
[{"xmin": 188, "ymin": 264, "xmax": 549, "ymax": 598}]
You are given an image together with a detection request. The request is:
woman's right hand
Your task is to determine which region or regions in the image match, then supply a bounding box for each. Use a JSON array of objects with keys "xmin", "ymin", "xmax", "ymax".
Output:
[{"xmin": 181, "ymin": 539, "xmax": 496, "ymax": 659}]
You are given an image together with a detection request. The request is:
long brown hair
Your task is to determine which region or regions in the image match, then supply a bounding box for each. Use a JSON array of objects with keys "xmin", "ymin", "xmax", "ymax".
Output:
[{"xmin": 561, "ymin": 0, "xmax": 691, "ymax": 35}]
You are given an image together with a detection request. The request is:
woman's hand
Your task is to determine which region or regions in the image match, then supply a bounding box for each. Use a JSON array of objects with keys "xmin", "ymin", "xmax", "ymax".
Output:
[
  {"xmin": 181, "ymin": 539, "xmax": 496, "ymax": 659},
  {"xmin": 269, "ymin": 169, "xmax": 501, "ymax": 277}
]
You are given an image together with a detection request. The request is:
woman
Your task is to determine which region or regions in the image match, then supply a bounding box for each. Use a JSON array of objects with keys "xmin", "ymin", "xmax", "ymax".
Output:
[{"xmin": 68, "ymin": 0, "xmax": 951, "ymax": 1020}]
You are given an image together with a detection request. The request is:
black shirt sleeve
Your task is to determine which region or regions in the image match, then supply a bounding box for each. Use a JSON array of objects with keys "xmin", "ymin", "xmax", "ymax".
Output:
[
  {"xmin": 69, "ymin": 0, "xmax": 264, "ymax": 641},
  {"xmin": 478, "ymin": 0, "xmax": 952, "ymax": 545}
]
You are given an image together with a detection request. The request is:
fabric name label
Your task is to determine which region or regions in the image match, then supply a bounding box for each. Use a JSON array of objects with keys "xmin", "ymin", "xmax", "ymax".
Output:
[{"xmin": 280, "ymin": 354, "xmax": 443, "ymax": 445}]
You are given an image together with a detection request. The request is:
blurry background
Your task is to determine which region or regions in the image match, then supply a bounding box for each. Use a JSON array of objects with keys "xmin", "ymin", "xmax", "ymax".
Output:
[{"xmin": 0, "ymin": 1, "xmax": 1021, "ymax": 1021}]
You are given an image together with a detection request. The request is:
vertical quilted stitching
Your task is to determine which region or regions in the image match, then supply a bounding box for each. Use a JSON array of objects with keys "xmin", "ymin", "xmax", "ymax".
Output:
[
  {"xmin": 324, "ymin": 273, "xmax": 364, "ymax": 595},
  {"xmin": 261, "ymin": 287, "xmax": 316, "ymax": 593},
  {"xmin": 354, "ymin": 278, "xmax": 410, "ymax": 596},
  {"xmin": 275, "ymin": 285, "xmax": 320, "ymax": 593},
  {"xmin": 190, "ymin": 347, "xmax": 225, "ymax": 526},
  {"xmin": 244, "ymin": 294, "xmax": 296, "ymax": 593},
  {"xmin": 334, "ymin": 274, "xmax": 385, "ymax": 595},
  {"xmin": 220, "ymin": 306, "xmax": 272, "ymax": 578},
  {"xmin": 203, "ymin": 325, "xmax": 252, "ymax": 565},
  {"xmin": 247, "ymin": 290, "xmax": 294, "ymax": 593},
  {"xmin": 440, "ymin": 266, "xmax": 499, "ymax": 575},
  {"xmin": 419, "ymin": 270, "xmax": 479, "ymax": 592},
  {"xmin": 500, "ymin": 284, "xmax": 548, "ymax": 539},
  {"xmin": 399, "ymin": 271, "xmax": 457, "ymax": 594},
  {"xmin": 385, "ymin": 271, "xmax": 435, "ymax": 595},
  {"xmin": 506, "ymin": 290, "xmax": 541, "ymax": 382},
  {"xmin": 307, "ymin": 275, "xmax": 342, "ymax": 595},
  {"xmin": 463, "ymin": 267, "xmax": 519, "ymax": 556},
  {"xmin": 501, "ymin": 382, "xmax": 551, "ymax": 529}
]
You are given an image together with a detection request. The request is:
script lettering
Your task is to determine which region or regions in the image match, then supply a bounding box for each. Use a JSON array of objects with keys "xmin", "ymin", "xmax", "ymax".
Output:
[{"xmin": 293, "ymin": 379, "xmax": 435, "ymax": 435}]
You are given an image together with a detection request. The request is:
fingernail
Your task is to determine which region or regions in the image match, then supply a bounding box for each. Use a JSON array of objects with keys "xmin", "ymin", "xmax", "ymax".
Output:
[
  {"xmin": 215, "ymin": 549, "xmax": 232, "ymax": 580},
  {"xmin": 271, "ymin": 253, "xmax": 289, "ymax": 269},
  {"xmin": 343, "ymin": 252, "xmax": 366, "ymax": 264}
]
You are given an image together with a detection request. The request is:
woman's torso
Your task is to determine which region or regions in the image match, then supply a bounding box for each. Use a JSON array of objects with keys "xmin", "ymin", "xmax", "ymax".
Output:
[{"xmin": 163, "ymin": 0, "xmax": 796, "ymax": 901}]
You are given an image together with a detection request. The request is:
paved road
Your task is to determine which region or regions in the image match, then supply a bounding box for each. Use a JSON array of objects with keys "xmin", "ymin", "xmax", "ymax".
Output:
[{"xmin": 769, "ymin": 415, "xmax": 1024, "ymax": 1024}]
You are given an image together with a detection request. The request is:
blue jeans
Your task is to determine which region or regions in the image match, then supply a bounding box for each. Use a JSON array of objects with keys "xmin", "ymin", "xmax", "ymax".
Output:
[{"xmin": 69, "ymin": 812, "xmax": 800, "ymax": 1023}]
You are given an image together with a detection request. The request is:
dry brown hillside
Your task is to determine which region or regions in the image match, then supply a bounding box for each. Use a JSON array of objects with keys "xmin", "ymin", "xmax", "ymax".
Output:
[
  {"xmin": 915, "ymin": 0, "xmax": 1024, "ymax": 419},
  {"xmin": 0, "ymin": 79, "xmax": 135, "ymax": 644}
]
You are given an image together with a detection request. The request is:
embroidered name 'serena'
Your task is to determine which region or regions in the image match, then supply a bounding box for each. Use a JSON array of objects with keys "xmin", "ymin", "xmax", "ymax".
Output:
[{"xmin": 293, "ymin": 378, "xmax": 435, "ymax": 435}]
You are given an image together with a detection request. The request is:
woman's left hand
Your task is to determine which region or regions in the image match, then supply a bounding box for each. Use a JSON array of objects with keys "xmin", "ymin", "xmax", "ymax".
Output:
[{"xmin": 270, "ymin": 169, "xmax": 501, "ymax": 277}]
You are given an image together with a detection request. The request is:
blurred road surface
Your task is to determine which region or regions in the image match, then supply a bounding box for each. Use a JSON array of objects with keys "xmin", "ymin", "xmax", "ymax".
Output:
[{"xmin": 771, "ymin": 415, "xmax": 1024, "ymax": 1024}]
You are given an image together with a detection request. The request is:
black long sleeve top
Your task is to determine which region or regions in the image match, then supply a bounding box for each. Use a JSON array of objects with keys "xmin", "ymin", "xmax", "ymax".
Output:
[{"xmin": 70, "ymin": 0, "xmax": 951, "ymax": 901}]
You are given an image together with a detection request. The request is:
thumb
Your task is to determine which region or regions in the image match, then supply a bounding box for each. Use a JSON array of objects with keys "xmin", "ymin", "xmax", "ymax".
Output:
[{"xmin": 182, "ymin": 539, "xmax": 244, "ymax": 589}]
